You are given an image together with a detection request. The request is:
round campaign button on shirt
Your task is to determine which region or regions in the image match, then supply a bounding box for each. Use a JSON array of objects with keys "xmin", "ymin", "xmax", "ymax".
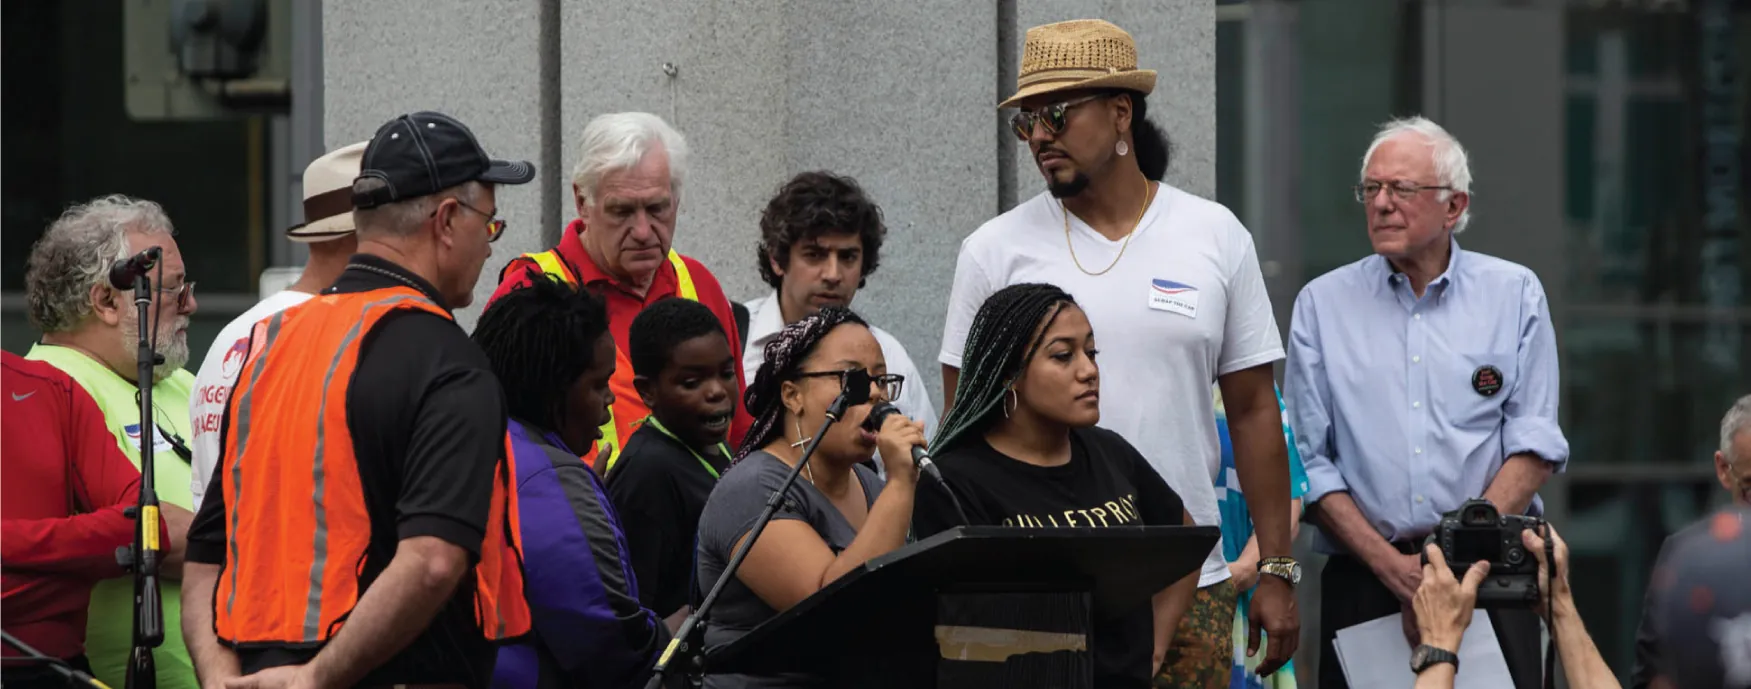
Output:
[{"xmin": 1472, "ymin": 365, "xmax": 1504, "ymax": 397}]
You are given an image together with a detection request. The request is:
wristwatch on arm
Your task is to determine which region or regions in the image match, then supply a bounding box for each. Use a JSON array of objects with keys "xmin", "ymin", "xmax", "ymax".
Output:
[
  {"xmin": 1257, "ymin": 557, "xmax": 1302, "ymax": 586},
  {"xmin": 1410, "ymin": 644, "xmax": 1459, "ymax": 674}
]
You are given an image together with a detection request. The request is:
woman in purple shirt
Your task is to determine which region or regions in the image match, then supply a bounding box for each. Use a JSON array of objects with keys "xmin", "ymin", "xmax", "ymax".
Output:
[{"xmin": 474, "ymin": 272, "xmax": 668, "ymax": 689}]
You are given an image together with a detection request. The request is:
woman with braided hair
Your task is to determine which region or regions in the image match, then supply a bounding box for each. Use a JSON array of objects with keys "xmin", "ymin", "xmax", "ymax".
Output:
[
  {"xmin": 914, "ymin": 283, "xmax": 1200, "ymax": 688},
  {"xmin": 694, "ymin": 306, "xmax": 926, "ymax": 688}
]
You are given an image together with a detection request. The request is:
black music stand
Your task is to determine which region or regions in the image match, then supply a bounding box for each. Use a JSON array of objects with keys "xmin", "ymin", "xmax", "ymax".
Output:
[{"xmin": 703, "ymin": 524, "xmax": 1219, "ymax": 689}]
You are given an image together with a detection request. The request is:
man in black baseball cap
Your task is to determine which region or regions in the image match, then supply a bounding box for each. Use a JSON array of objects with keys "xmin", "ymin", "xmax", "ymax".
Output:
[{"xmin": 181, "ymin": 111, "xmax": 537, "ymax": 689}]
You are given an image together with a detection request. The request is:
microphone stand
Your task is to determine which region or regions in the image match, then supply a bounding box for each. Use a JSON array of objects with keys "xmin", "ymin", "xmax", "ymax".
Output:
[
  {"xmin": 116, "ymin": 252, "xmax": 164, "ymax": 689},
  {"xmin": 643, "ymin": 389, "xmax": 862, "ymax": 689},
  {"xmin": 3, "ymin": 630, "xmax": 113, "ymax": 689}
]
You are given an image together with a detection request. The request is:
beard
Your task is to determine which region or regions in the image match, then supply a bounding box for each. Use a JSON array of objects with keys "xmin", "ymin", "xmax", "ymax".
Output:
[
  {"xmin": 1047, "ymin": 171, "xmax": 1092, "ymax": 198},
  {"xmin": 120, "ymin": 310, "xmax": 190, "ymax": 382}
]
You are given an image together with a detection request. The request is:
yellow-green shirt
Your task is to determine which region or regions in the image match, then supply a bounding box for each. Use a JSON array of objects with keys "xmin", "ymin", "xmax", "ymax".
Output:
[{"xmin": 25, "ymin": 344, "xmax": 198, "ymax": 689}]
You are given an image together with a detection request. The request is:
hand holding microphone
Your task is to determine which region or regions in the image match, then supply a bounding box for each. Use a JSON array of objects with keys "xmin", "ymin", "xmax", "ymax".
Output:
[{"xmin": 862, "ymin": 401, "xmax": 931, "ymax": 483}]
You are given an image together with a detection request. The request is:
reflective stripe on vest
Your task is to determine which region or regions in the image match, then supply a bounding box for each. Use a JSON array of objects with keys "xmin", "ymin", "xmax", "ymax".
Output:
[
  {"xmin": 214, "ymin": 286, "xmax": 531, "ymax": 646},
  {"xmin": 516, "ymin": 249, "xmax": 698, "ymax": 474}
]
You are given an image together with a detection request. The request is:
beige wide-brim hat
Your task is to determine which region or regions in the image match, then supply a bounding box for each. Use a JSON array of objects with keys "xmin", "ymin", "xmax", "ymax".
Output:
[
  {"xmin": 286, "ymin": 141, "xmax": 367, "ymax": 243},
  {"xmin": 999, "ymin": 19, "xmax": 1158, "ymax": 109}
]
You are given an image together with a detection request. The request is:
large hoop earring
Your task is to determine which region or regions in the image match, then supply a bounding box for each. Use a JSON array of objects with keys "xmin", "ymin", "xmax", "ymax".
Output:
[
  {"xmin": 1115, "ymin": 140, "xmax": 1129, "ymax": 157},
  {"xmin": 1003, "ymin": 388, "xmax": 1018, "ymax": 419}
]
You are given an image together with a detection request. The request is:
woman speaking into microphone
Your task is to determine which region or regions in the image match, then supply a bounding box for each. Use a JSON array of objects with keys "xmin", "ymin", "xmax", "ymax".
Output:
[
  {"xmin": 914, "ymin": 283, "xmax": 1200, "ymax": 688},
  {"xmin": 693, "ymin": 306, "xmax": 926, "ymax": 688}
]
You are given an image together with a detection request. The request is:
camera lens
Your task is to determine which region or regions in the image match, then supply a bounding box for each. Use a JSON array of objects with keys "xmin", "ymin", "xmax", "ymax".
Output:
[{"xmin": 1506, "ymin": 546, "xmax": 1524, "ymax": 565}]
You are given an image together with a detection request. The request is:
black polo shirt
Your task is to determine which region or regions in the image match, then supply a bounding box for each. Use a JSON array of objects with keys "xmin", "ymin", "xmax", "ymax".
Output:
[{"xmin": 187, "ymin": 254, "xmax": 508, "ymax": 687}]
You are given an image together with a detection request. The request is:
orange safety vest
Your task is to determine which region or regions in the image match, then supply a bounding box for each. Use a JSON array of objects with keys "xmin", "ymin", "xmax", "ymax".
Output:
[
  {"xmin": 213, "ymin": 286, "xmax": 531, "ymax": 646},
  {"xmin": 519, "ymin": 249, "xmax": 698, "ymax": 475}
]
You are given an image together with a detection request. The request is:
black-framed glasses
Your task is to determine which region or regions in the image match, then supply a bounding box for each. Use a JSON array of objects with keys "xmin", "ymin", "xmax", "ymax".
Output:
[
  {"xmin": 1353, "ymin": 181, "xmax": 1454, "ymax": 203},
  {"xmin": 794, "ymin": 367, "xmax": 904, "ymax": 401},
  {"xmin": 434, "ymin": 198, "xmax": 507, "ymax": 242},
  {"xmin": 1008, "ymin": 94, "xmax": 1112, "ymax": 141}
]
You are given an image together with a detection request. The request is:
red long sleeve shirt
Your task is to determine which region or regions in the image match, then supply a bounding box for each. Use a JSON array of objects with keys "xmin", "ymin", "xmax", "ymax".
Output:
[{"xmin": 2, "ymin": 351, "xmax": 165, "ymax": 662}]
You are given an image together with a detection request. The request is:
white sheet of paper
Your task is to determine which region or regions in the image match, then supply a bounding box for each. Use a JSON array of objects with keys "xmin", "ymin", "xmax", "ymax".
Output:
[{"xmin": 1331, "ymin": 611, "xmax": 1516, "ymax": 688}]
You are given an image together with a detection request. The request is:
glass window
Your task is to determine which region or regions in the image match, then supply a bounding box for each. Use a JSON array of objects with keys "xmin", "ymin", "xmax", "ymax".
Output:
[{"xmin": 2, "ymin": 1, "xmax": 271, "ymax": 364}]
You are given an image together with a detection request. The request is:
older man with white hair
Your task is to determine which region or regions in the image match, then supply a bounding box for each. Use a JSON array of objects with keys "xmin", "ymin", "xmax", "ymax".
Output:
[
  {"xmin": 1284, "ymin": 116, "xmax": 1568, "ymax": 689},
  {"xmin": 488, "ymin": 112, "xmax": 750, "ymax": 474},
  {"xmin": 1629, "ymin": 394, "xmax": 1751, "ymax": 689},
  {"xmin": 22, "ymin": 194, "xmax": 201, "ymax": 689}
]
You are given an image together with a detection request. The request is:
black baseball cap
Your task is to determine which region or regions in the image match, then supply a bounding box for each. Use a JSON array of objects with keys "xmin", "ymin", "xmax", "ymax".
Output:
[{"xmin": 352, "ymin": 111, "xmax": 535, "ymax": 209}]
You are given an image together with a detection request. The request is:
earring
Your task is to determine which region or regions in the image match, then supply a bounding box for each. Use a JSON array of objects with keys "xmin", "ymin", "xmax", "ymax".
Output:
[
  {"xmin": 1003, "ymin": 388, "xmax": 1018, "ymax": 419},
  {"xmin": 1115, "ymin": 140, "xmax": 1129, "ymax": 157},
  {"xmin": 790, "ymin": 415, "xmax": 812, "ymax": 448}
]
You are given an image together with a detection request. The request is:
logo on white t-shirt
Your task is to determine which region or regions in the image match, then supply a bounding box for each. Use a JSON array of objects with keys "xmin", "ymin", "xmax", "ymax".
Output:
[
  {"xmin": 1148, "ymin": 279, "xmax": 1200, "ymax": 318},
  {"xmin": 219, "ymin": 337, "xmax": 250, "ymax": 380}
]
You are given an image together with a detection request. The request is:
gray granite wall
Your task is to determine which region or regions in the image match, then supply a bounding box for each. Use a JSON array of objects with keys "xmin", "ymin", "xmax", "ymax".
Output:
[{"xmin": 325, "ymin": 0, "xmax": 1215, "ymax": 402}]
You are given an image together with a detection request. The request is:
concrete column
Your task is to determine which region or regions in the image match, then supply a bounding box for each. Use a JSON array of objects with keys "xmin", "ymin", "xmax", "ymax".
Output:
[
  {"xmin": 1430, "ymin": 6, "xmax": 1566, "ymax": 309},
  {"xmin": 559, "ymin": 0, "xmax": 998, "ymax": 403},
  {"xmin": 324, "ymin": 0, "xmax": 1216, "ymax": 400},
  {"xmin": 323, "ymin": 0, "xmax": 561, "ymax": 324}
]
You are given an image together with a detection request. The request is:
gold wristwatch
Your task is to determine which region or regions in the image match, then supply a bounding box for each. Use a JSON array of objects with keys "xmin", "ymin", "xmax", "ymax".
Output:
[{"xmin": 1258, "ymin": 557, "xmax": 1302, "ymax": 586}]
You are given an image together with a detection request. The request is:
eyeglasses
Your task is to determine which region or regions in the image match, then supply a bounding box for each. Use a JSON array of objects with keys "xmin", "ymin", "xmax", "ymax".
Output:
[
  {"xmin": 148, "ymin": 281, "xmax": 196, "ymax": 310},
  {"xmin": 794, "ymin": 367, "xmax": 905, "ymax": 401},
  {"xmin": 436, "ymin": 198, "xmax": 507, "ymax": 242},
  {"xmin": 1009, "ymin": 94, "xmax": 1112, "ymax": 142},
  {"xmin": 1354, "ymin": 181, "xmax": 1454, "ymax": 203}
]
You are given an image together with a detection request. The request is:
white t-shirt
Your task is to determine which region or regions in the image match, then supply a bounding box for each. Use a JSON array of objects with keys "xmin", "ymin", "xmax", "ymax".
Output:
[
  {"xmin": 188, "ymin": 290, "xmax": 314, "ymax": 510},
  {"xmin": 743, "ymin": 292, "xmax": 939, "ymax": 441},
  {"xmin": 939, "ymin": 185, "xmax": 1285, "ymax": 586}
]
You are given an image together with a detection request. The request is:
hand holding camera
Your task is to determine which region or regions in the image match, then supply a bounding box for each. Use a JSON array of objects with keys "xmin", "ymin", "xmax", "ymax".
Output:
[
  {"xmin": 1423, "ymin": 498, "xmax": 1545, "ymax": 608},
  {"xmin": 1520, "ymin": 525, "xmax": 1571, "ymax": 616}
]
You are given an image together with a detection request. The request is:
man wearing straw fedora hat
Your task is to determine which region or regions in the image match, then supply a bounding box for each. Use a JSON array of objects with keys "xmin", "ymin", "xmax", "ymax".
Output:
[
  {"xmin": 186, "ymin": 141, "xmax": 365, "ymax": 511},
  {"xmin": 939, "ymin": 19, "xmax": 1300, "ymax": 687}
]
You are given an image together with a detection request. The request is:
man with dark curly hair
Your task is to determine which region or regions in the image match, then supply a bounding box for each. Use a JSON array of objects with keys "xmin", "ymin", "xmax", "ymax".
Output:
[{"xmin": 743, "ymin": 171, "xmax": 937, "ymax": 450}]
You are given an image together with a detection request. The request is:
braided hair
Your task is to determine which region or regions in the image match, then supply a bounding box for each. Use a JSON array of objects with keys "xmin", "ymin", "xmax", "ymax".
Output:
[
  {"xmin": 736, "ymin": 305, "xmax": 867, "ymax": 461},
  {"xmin": 472, "ymin": 268, "xmax": 611, "ymax": 432},
  {"xmin": 931, "ymin": 283, "xmax": 1079, "ymax": 456}
]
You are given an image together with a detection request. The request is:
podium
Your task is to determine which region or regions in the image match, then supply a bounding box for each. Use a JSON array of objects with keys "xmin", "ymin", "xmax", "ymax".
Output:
[{"xmin": 703, "ymin": 524, "xmax": 1219, "ymax": 688}]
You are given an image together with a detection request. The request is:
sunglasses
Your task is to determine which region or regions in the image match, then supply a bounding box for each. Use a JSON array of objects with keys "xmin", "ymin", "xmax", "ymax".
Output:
[
  {"xmin": 435, "ymin": 198, "xmax": 507, "ymax": 243},
  {"xmin": 1008, "ymin": 94, "xmax": 1112, "ymax": 142},
  {"xmin": 794, "ymin": 367, "xmax": 904, "ymax": 402}
]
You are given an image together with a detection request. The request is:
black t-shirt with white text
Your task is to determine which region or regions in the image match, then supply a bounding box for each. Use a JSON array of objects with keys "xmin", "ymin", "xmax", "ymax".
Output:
[{"xmin": 914, "ymin": 426, "xmax": 1185, "ymax": 688}]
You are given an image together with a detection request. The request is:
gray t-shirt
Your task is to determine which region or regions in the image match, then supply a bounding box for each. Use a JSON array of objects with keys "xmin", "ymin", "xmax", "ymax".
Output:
[{"xmin": 695, "ymin": 451, "xmax": 884, "ymax": 688}]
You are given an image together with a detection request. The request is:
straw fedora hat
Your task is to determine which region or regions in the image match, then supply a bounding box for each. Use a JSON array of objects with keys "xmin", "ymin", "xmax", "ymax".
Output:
[
  {"xmin": 999, "ymin": 19, "xmax": 1157, "ymax": 109},
  {"xmin": 286, "ymin": 141, "xmax": 366, "ymax": 243}
]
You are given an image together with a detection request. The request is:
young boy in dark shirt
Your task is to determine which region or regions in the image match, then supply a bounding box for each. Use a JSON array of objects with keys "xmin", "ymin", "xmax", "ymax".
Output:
[{"xmin": 607, "ymin": 297, "xmax": 739, "ymax": 627}]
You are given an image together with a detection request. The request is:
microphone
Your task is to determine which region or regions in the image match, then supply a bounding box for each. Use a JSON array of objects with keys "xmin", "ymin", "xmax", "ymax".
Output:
[
  {"xmin": 862, "ymin": 401, "xmax": 942, "ymax": 482},
  {"xmin": 108, "ymin": 247, "xmax": 162, "ymax": 290},
  {"xmin": 863, "ymin": 401, "xmax": 969, "ymax": 526}
]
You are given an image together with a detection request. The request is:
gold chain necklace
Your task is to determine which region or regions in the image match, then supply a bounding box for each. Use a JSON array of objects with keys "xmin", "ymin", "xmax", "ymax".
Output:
[{"xmin": 1062, "ymin": 178, "xmax": 1155, "ymax": 277}]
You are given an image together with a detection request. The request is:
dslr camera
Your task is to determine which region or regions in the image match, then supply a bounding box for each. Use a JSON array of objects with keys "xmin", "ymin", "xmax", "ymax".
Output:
[{"xmin": 1424, "ymin": 498, "xmax": 1543, "ymax": 607}]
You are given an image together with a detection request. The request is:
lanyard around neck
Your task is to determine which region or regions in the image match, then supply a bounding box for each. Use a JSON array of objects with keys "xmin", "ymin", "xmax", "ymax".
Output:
[{"xmin": 641, "ymin": 416, "xmax": 729, "ymax": 480}]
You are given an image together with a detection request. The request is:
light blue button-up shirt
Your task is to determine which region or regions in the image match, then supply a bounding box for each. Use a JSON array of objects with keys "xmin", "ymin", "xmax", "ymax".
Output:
[{"xmin": 1284, "ymin": 240, "xmax": 1568, "ymax": 553}]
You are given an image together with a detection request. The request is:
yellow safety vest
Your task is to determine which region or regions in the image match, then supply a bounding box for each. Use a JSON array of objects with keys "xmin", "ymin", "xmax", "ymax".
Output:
[{"xmin": 519, "ymin": 249, "xmax": 698, "ymax": 473}]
